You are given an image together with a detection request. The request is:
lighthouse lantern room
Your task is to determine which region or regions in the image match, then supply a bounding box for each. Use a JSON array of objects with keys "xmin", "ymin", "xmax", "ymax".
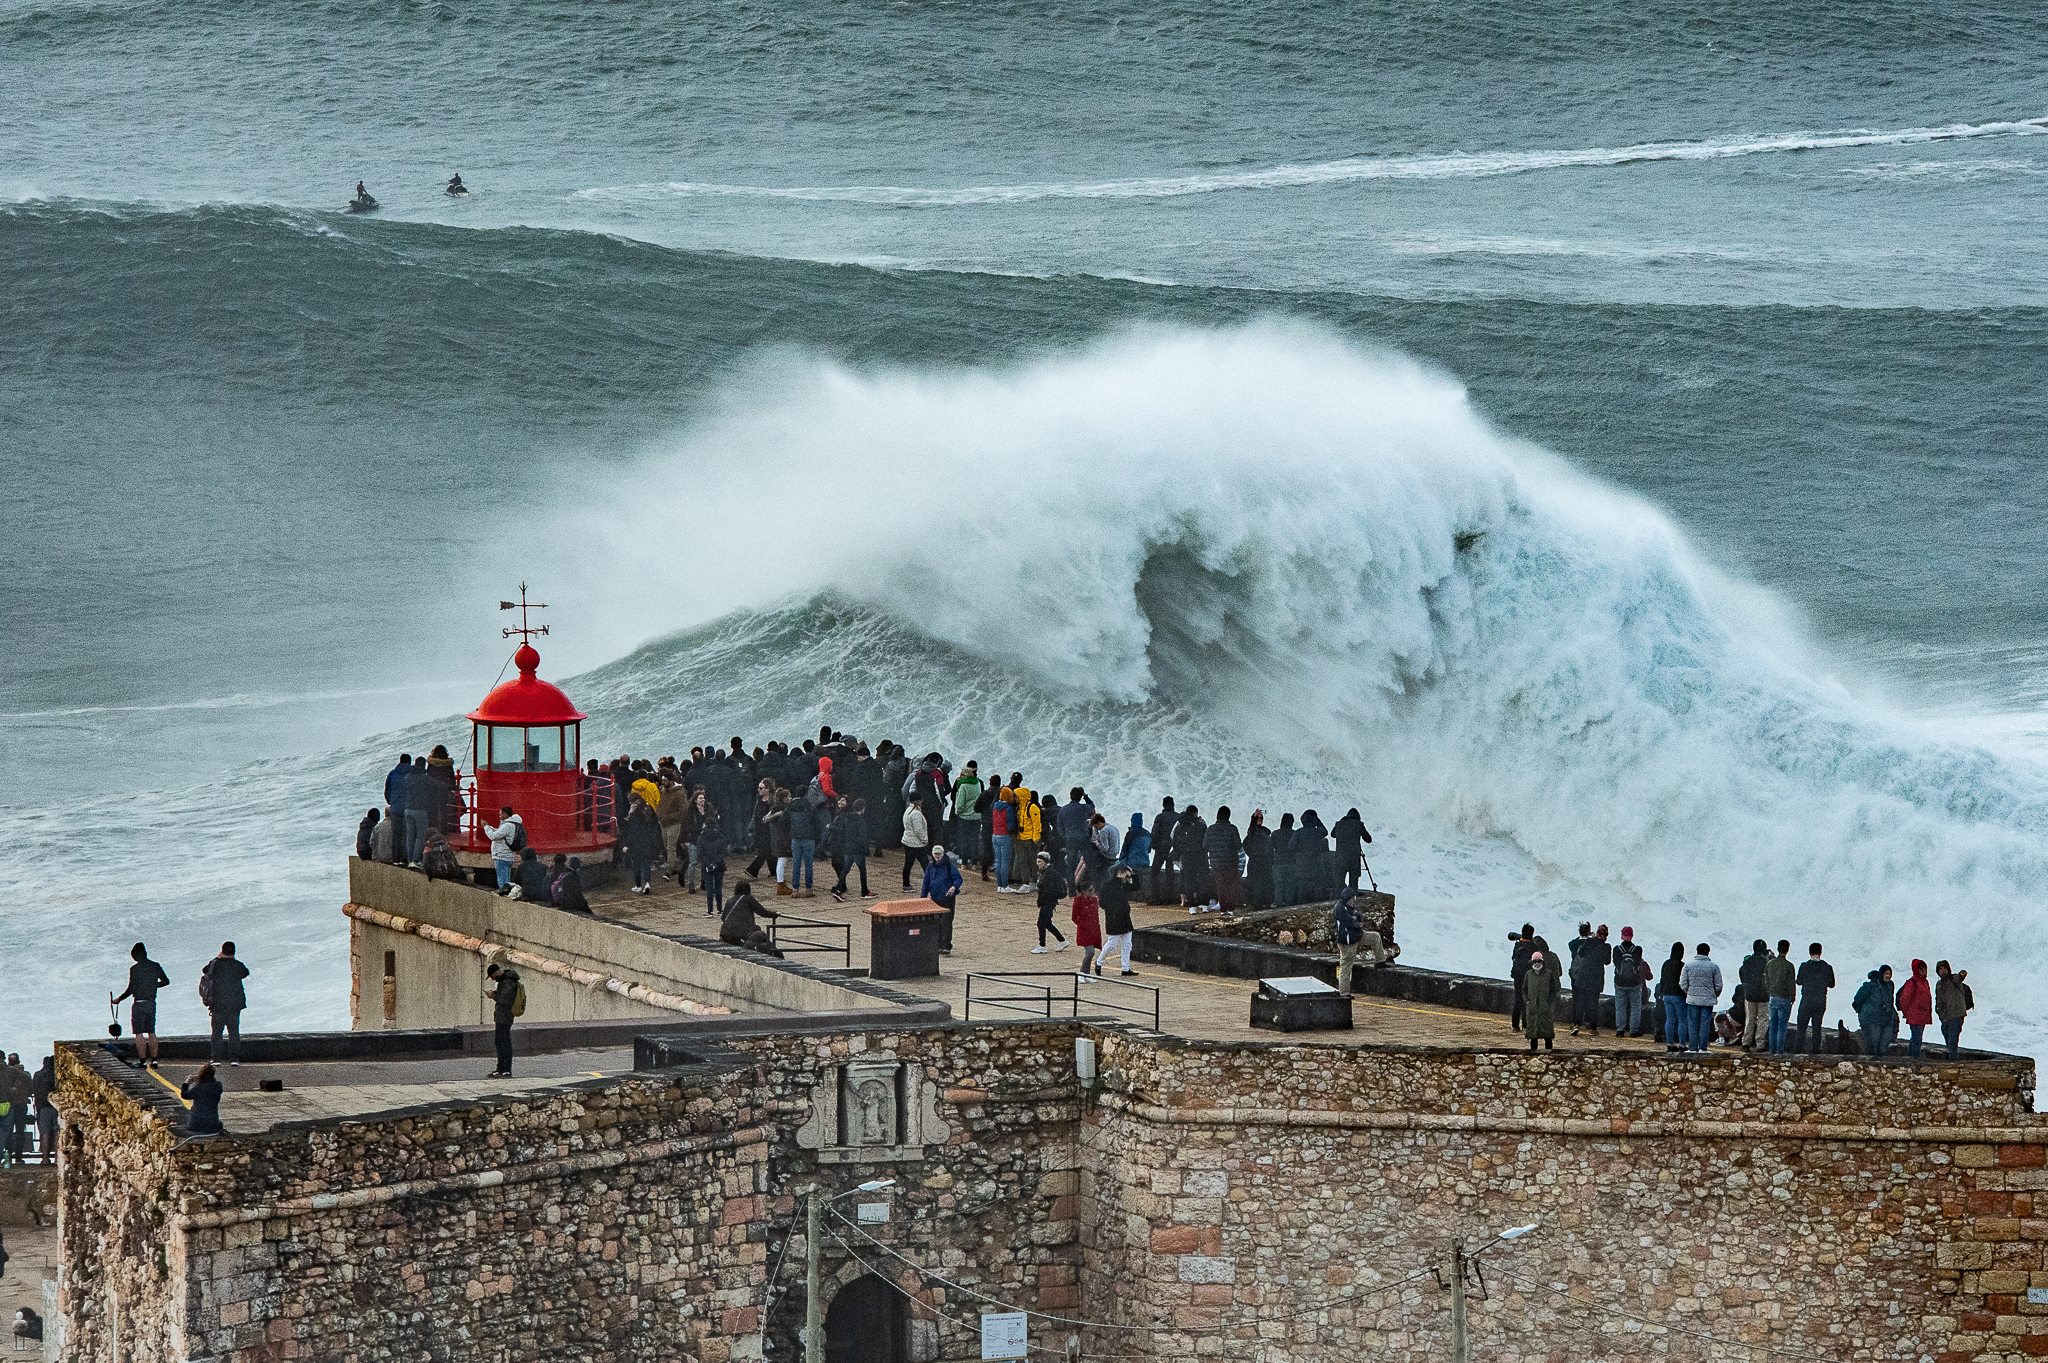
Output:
[{"xmin": 458, "ymin": 588, "xmax": 614, "ymax": 862}]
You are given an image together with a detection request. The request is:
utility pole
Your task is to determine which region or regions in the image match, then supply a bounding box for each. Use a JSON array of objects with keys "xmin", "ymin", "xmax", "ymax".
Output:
[
  {"xmin": 806, "ymin": 1190, "xmax": 825, "ymax": 1363},
  {"xmin": 1449, "ymin": 1237, "xmax": 1468, "ymax": 1363}
]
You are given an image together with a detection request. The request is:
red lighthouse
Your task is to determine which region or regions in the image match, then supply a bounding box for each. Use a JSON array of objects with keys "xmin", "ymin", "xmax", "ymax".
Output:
[{"xmin": 456, "ymin": 589, "xmax": 615, "ymax": 863}]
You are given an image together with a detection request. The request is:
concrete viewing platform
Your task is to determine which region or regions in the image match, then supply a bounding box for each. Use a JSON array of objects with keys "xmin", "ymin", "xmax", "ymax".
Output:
[{"xmin": 584, "ymin": 862, "xmax": 1671, "ymax": 1053}]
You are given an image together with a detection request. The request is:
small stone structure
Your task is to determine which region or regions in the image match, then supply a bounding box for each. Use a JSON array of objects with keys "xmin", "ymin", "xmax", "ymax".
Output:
[{"xmin": 45, "ymin": 1015, "xmax": 2048, "ymax": 1363}]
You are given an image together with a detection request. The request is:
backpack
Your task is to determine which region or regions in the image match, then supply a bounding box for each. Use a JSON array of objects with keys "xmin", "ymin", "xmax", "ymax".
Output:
[
  {"xmin": 512, "ymin": 982, "xmax": 527, "ymax": 1017},
  {"xmin": 509, "ymin": 820, "xmax": 528, "ymax": 853},
  {"xmin": 198, "ymin": 961, "xmax": 214, "ymax": 1009}
]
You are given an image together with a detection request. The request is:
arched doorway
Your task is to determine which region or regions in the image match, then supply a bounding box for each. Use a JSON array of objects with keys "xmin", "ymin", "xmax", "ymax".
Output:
[{"xmin": 823, "ymin": 1274, "xmax": 906, "ymax": 1363}]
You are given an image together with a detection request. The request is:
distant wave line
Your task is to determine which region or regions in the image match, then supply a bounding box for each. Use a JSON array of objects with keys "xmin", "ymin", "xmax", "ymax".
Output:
[
  {"xmin": 0, "ymin": 682, "xmax": 469, "ymax": 722},
  {"xmin": 573, "ymin": 117, "xmax": 2048, "ymax": 208}
]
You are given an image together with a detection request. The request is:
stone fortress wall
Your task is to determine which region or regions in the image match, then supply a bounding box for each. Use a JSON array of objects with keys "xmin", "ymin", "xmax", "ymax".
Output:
[{"xmin": 53, "ymin": 1017, "xmax": 2048, "ymax": 1363}]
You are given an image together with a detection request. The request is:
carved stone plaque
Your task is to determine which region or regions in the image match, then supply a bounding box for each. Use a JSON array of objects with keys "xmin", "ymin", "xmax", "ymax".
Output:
[{"xmin": 794, "ymin": 1057, "xmax": 952, "ymax": 1163}]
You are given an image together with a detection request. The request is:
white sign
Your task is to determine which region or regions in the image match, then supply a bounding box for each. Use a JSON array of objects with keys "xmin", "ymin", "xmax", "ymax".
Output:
[
  {"xmin": 980, "ymin": 1311, "xmax": 1028, "ymax": 1360},
  {"xmin": 856, "ymin": 1202, "xmax": 891, "ymax": 1224}
]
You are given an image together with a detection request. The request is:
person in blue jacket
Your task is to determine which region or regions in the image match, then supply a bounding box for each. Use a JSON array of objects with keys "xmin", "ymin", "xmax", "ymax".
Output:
[
  {"xmin": 382, "ymin": 753, "xmax": 412, "ymax": 862},
  {"xmin": 920, "ymin": 843, "xmax": 963, "ymax": 955},
  {"xmin": 1853, "ymin": 965, "xmax": 1899, "ymax": 1058}
]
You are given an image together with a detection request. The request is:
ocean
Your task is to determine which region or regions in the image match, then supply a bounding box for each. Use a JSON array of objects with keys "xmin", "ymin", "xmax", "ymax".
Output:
[{"xmin": 6, "ymin": 0, "xmax": 2048, "ymax": 1062}]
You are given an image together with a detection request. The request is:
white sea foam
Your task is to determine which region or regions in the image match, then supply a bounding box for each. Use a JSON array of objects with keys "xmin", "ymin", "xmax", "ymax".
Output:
[
  {"xmin": 553, "ymin": 321, "xmax": 2048, "ymax": 1053},
  {"xmin": 572, "ymin": 117, "xmax": 2048, "ymax": 208}
]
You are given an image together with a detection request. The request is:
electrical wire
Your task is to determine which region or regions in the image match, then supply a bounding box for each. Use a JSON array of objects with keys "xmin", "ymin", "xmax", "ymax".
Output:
[{"xmin": 1488, "ymin": 1265, "xmax": 1843, "ymax": 1362}]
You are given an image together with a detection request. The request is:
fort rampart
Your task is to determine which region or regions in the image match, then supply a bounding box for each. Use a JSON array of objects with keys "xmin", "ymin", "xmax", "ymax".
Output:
[{"xmin": 50, "ymin": 1017, "xmax": 2048, "ymax": 1363}]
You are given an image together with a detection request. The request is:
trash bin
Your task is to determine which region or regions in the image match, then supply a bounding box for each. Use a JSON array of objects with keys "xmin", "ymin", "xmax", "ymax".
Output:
[
  {"xmin": 1250, "ymin": 976, "xmax": 1353, "ymax": 1033},
  {"xmin": 864, "ymin": 900, "xmax": 947, "ymax": 980}
]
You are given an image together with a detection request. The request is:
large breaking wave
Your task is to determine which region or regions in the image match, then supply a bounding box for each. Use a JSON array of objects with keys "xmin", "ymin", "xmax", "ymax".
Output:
[{"xmin": 557, "ymin": 322, "xmax": 2048, "ymax": 1032}]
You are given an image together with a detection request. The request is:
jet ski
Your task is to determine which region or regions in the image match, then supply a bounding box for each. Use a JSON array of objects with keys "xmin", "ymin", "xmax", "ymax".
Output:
[
  {"xmin": 345, "ymin": 193, "xmax": 380, "ymax": 214},
  {"xmin": 445, "ymin": 176, "xmax": 469, "ymax": 197}
]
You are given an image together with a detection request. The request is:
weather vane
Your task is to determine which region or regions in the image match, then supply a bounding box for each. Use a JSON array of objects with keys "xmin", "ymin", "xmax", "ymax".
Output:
[{"xmin": 498, "ymin": 583, "xmax": 550, "ymax": 642}]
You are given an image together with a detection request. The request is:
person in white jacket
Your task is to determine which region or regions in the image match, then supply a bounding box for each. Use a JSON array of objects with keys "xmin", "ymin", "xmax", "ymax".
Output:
[
  {"xmin": 900, "ymin": 803, "xmax": 930, "ymax": 891},
  {"xmin": 484, "ymin": 808, "xmax": 523, "ymax": 894},
  {"xmin": 1678, "ymin": 943, "xmax": 1724, "ymax": 1054}
]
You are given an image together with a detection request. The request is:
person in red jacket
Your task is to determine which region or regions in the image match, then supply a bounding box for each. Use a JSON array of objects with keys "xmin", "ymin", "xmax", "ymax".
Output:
[
  {"xmin": 1071, "ymin": 885, "xmax": 1104, "ymax": 977},
  {"xmin": 1898, "ymin": 959, "xmax": 1935, "ymax": 1059}
]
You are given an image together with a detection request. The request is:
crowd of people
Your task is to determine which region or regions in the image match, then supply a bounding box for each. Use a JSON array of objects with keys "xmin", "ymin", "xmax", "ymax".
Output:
[
  {"xmin": 0, "ymin": 1051, "xmax": 53, "ymax": 1166},
  {"xmin": 363, "ymin": 729, "xmax": 1383, "ymax": 920},
  {"xmin": 1510, "ymin": 923, "xmax": 1979, "ymax": 1060}
]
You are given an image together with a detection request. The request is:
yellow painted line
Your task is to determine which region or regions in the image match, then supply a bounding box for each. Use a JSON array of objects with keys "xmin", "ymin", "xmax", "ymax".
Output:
[{"xmin": 143, "ymin": 1066, "xmax": 192, "ymax": 1109}]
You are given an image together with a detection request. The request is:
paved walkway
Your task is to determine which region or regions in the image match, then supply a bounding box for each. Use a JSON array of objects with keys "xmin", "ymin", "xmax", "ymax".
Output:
[
  {"xmin": 591, "ymin": 860, "xmax": 1674, "ymax": 1054},
  {"xmin": 1, "ymin": 1219, "xmax": 56, "ymax": 1349},
  {"xmin": 137, "ymin": 1046, "xmax": 637, "ymax": 1133}
]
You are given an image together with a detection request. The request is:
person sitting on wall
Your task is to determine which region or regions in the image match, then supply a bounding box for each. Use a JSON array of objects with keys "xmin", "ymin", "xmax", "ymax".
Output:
[
  {"xmin": 509, "ymin": 846, "xmax": 552, "ymax": 902},
  {"xmin": 719, "ymin": 879, "xmax": 783, "ymax": 958},
  {"xmin": 181, "ymin": 1063, "xmax": 225, "ymax": 1136}
]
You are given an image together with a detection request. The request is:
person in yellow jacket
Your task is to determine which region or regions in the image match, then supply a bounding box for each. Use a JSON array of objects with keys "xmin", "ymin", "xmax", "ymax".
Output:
[{"xmin": 1012, "ymin": 780, "xmax": 1041, "ymax": 892}]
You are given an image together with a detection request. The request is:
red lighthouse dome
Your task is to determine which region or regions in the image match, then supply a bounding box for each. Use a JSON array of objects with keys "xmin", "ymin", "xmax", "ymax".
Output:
[{"xmin": 456, "ymin": 618, "xmax": 614, "ymax": 863}]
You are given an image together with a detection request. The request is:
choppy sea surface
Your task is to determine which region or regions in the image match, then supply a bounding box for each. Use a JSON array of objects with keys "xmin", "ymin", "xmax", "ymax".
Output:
[{"xmin": 6, "ymin": 0, "xmax": 2048, "ymax": 1060}]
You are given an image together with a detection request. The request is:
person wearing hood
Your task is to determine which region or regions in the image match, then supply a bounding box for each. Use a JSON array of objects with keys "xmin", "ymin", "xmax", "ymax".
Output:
[
  {"xmin": 1935, "ymin": 960, "xmax": 1974, "ymax": 1060},
  {"xmin": 1852, "ymin": 965, "xmax": 1899, "ymax": 1057},
  {"xmin": 1270, "ymin": 812, "xmax": 1297, "ymax": 907},
  {"xmin": 1242, "ymin": 811, "xmax": 1272, "ymax": 908},
  {"xmin": 1897, "ymin": 959, "xmax": 1934, "ymax": 1059},
  {"xmin": 512, "ymin": 845, "xmax": 553, "ymax": 901},
  {"xmin": 1121, "ymin": 811, "xmax": 1151, "ymax": 874},
  {"xmin": 697, "ymin": 810, "xmax": 728, "ymax": 918},
  {"xmin": 1294, "ymin": 810, "xmax": 1331, "ymax": 899},
  {"xmin": 1331, "ymin": 807, "xmax": 1373, "ymax": 891},
  {"xmin": 1172, "ymin": 806, "xmax": 1208, "ymax": 910},
  {"xmin": 424, "ymin": 745, "xmax": 459, "ymax": 832},
  {"xmin": 1523, "ymin": 940, "xmax": 1561, "ymax": 1051},
  {"xmin": 32, "ymin": 1057, "xmax": 56, "ymax": 1163},
  {"xmin": 357, "ymin": 807, "xmax": 381, "ymax": 861},
  {"xmin": 826, "ymin": 797, "xmax": 871, "ymax": 901},
  {"xmin": 1678, "ymin": 943, "xmax": 1722, "ymax": 1054},
  {"xmin": 1205, "ymin": 806, "xmax": 1245, "ymax": 915},
  {"xmin": 1658, "ymin": 941, "xmax": 1688, "ymax": 1051},
  {"xmin": 1147, "ymin": 798, "xmax": 1177, "ymax": 905}
]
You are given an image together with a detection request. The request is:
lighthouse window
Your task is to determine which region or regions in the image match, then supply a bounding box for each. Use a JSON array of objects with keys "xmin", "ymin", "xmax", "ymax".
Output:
[{"xmin": 483, "ymin": 725, "xmax": 565, "ymax": 772}]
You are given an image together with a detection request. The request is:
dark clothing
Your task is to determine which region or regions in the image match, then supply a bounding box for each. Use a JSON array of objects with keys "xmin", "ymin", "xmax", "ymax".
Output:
[
  {"xmin": 1099, "ymin": 876, "xmax": 1135, "ymax": 936},
  {"xmin": 490, "ymin": 969, "xmax": 522, "ymax": 1024},
  {"xmin": 119, "ymin": 958, "xmax": 171, "ymax": 1005},
  {"xmin": 357, "ymin": 812, "xmax": 380, "ymax": 860},
  {"xmin": 721, "ymin": 892, "xmax": 778, "ymax": 942},
  {"xmin": 1148, "ymin": 808, "xmax": 1178, "ymax": 903},
  {"xmin": 384, "ymin": 761, "xmax": 411, "ymax": 813},
  {"xmin": 181, "ymin": 1078, "xmax": 224, "ymax": 1135},
  {"xmin": 201, "ymin": 954, "xmax": 249, "ymax": 1011},
  {"xmin": 1510, "ymin": 937, "xmax": 1534, "ymax": 1030},
  {"xmin": 1739, "ymin": 952, "xmax": 1770, "ymax": 1003},
  {"xmin": 1796, "ymin": 958, "xmax": 1836, "ymax": 1006},
  {"xmin": 421, "ymin": 840, "xmax": 466, "ymax": 881},
  {"xmin": 1054, "ymin": 797, "xmax": 1096, "ymax": 848},
  {"xmin": 551, "ymin": 867, "xmax": 590, "ymax": 912},
  {"xmin": 1569, "ymin": 935, "xmax": 1610, "ymax": 1028},
  {"xmin": 513, "ymin": 855, "xmax": 553, "ymax": 902},
  {"xmin": 1203, "ymin": 818, "xmax": 1242, "ymax": 869},
  {"xmin": 208, "ymin": 1011, "xmax": 241, "ymax": 1066}
]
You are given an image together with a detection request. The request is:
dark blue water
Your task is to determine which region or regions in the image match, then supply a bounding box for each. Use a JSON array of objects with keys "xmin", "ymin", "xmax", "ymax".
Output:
[{"xmin": 6, "ymin": 0, "xmax": 2048, "ymax": 1057}]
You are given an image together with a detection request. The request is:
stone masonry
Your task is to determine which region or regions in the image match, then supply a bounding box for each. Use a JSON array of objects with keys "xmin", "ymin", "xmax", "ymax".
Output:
[{"xmin": 51, "ymin": 1023, "xmax": 2048, "ymax": 1362}]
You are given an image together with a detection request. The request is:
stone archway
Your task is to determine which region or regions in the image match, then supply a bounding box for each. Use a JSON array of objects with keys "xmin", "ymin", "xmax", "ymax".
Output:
[{"xmin": 823, "ymin": 1273, "xmax": 906, "ymax": 1363}]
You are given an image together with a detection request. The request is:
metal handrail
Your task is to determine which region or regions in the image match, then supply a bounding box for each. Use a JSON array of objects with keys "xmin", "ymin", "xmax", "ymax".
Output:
[
  {"xmin": 965, "ymin": 971, "xmax": 1161, "ymax": 1031},
  {"xmin": 767, "ymin": 913, "xmax": 851, "ymax": 969}
]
